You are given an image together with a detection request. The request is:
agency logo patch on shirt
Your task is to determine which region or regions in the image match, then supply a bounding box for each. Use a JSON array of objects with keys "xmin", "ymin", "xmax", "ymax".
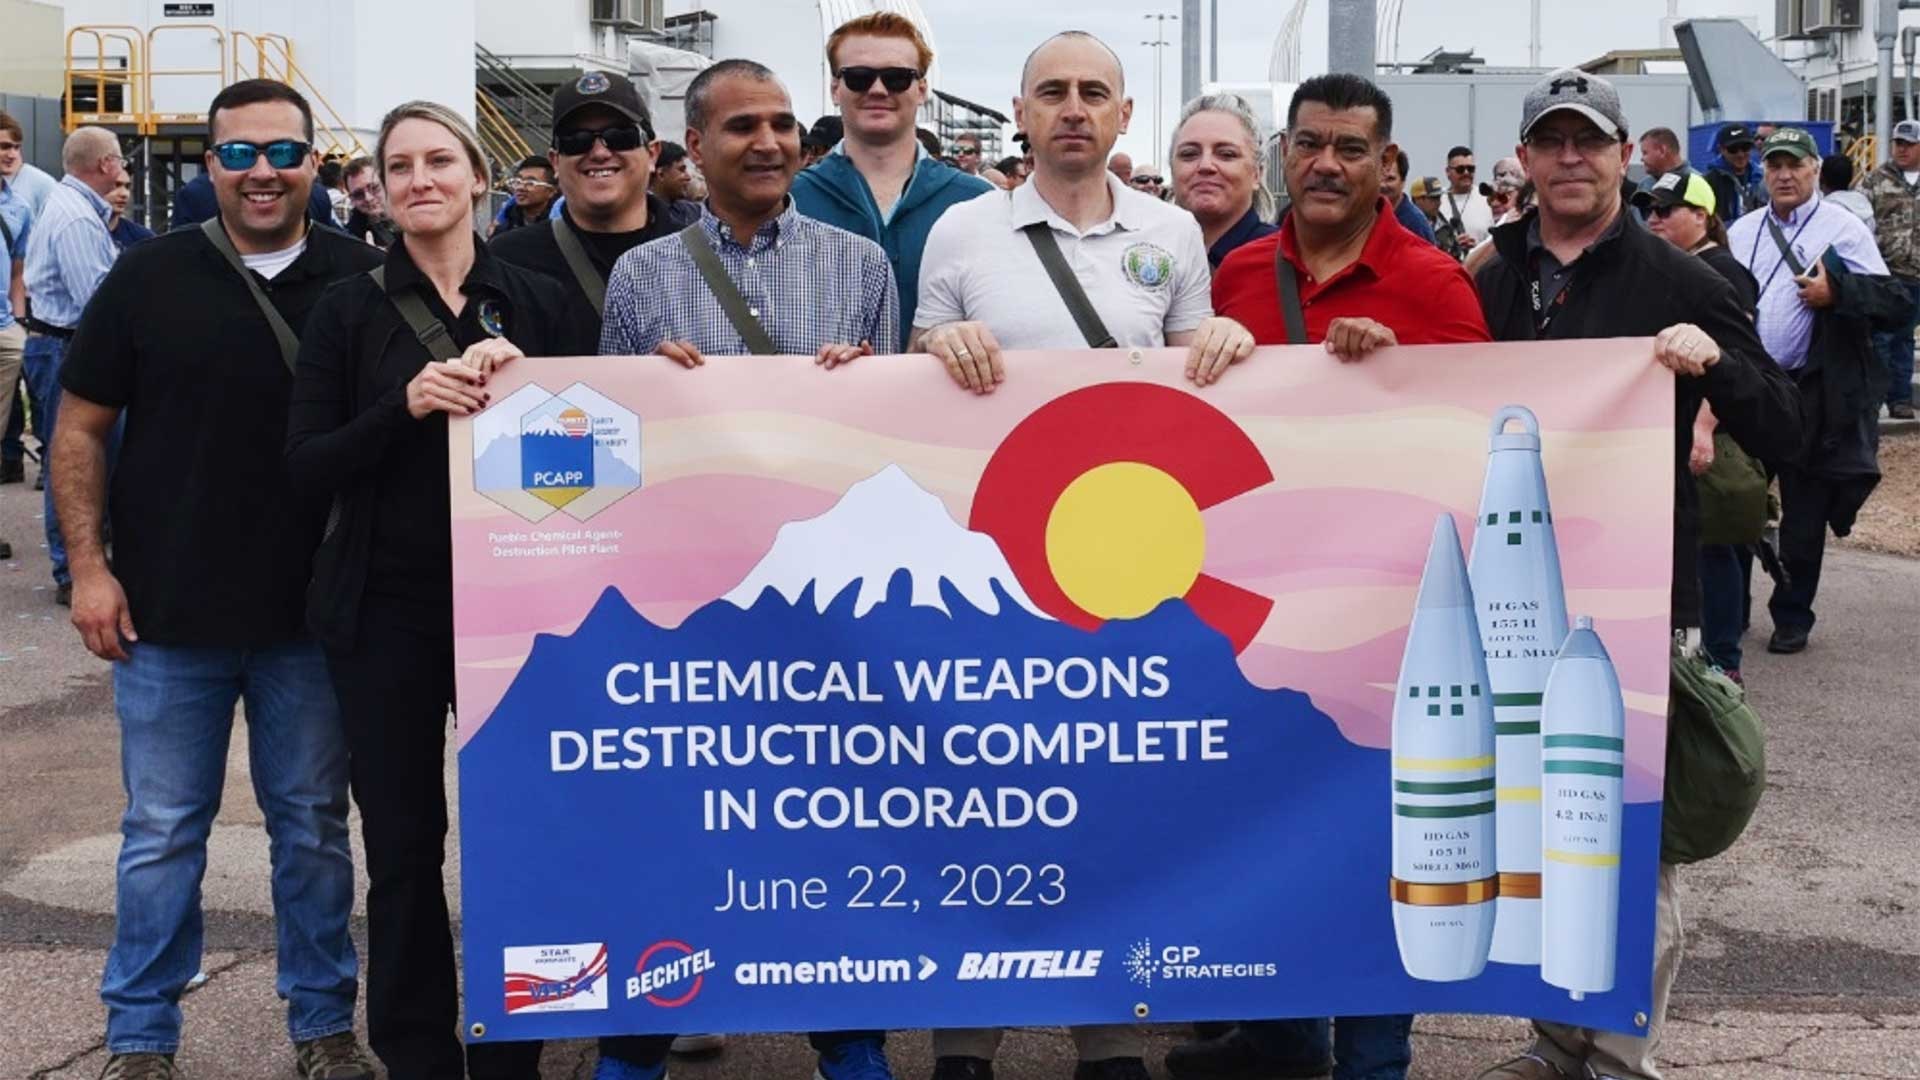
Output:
[
  {"xmin": 1122, "ymin": 242, "xmax": 1175, "ymax": 291},
  {"xmin": 478, "ymin": 298, "xmax": 507, "ymax": 338},
  {"xmin": 576, "ymin": 71, "xmax": 611, "ymax": 95}
]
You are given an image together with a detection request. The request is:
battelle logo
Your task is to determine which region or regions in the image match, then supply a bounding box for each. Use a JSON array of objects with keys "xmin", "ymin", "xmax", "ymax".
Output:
[
  {"xmin": 472, "ymin": 381, "xmax": 641, "ymax": 524},
  {"xmin": 626, "ymin": 940, "xmax": 714, "ymax": 1007},
  {"xmin": 502, "ymin": 942, "xmax": 609, "ymax": 1014},
  {"xmin": 956, "ymin": 949, "xmax": 1102, "ymax": 980},
  {"xmin": 734, "ymin": 954, "xmax": 939, "ymax": 986}
]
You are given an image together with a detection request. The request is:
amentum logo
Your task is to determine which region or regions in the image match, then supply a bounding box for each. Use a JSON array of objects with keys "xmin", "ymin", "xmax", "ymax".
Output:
[
  {"xmin": 956, "ymin": 950, "xmax": 1102, "ymax": 981},
  {"xmin": 1124, "ymin": 939, "xmax": 1155, "ymax": 988},
  {"xmin": 626, "ymin": 940, "xmax": 713, "ymax": 1007},
  {"xmin": 734, "ymin": 955, "xmax": 939, "ymax": 986}
]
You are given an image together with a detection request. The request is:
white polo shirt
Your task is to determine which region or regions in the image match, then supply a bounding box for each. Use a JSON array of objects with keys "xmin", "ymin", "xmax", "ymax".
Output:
[{"xmin": 914, "ymin": 170, "xmax": 1213, "ymax": 348}]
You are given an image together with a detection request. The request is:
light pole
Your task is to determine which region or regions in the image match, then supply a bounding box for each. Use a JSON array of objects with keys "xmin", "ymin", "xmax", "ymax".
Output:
[{"xmin": 1144, "ymin": 12, "xmax": 1178, "ymax": 161}]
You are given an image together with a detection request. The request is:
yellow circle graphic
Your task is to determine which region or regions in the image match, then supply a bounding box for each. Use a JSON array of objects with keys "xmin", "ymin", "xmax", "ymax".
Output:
[{"xmin": 1044, "ymin": 461, "xmax": 1206, "ymax": 620}]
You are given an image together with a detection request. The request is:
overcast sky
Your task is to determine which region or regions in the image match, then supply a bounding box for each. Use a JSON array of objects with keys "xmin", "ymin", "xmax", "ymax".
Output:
[{"xmin": 917, "ymin": 0, "xmax": 1774, "ymax": 164}]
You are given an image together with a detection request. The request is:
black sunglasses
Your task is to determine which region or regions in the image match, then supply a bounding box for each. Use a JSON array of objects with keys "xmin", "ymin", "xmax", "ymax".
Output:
[
  {"xmin": 1448, "ymin": 163, "xmax": 1476, "ymax": 174},
  {"xmin": 1649, "ymin": 203, "xmax": 1689, "ymax": 219},
  {"xmin": 836, "ymin": 66, "xmax": 920, "ymax": 95},
  {"xmin": 212, "ymin": 139, "xmax": 312, "ymax": 171},
  {"xmin": 553, "ymin": 124, "xmax": 649, "ymax": 157}
]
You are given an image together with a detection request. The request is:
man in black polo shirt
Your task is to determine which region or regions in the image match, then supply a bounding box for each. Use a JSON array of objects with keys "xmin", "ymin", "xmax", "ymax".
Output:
[
  {"xmin": 490, "ymin": 70, "xmax": 698, "ymax": 324},
  {"xmin": 48, "ymin": 79, "xmax": 380, "ymax": 1080}
]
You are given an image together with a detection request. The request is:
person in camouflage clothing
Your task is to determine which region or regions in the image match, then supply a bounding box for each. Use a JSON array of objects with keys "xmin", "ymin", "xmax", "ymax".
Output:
[{"xmin": 1863, "ymin": 118, "xmax": 1920, "ymax": 418}]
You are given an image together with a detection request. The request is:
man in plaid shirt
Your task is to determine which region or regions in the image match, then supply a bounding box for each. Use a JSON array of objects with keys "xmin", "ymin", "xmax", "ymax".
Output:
[{"xmin": 600, "ymin": 59, "xmax": 898, "ymax": 366}]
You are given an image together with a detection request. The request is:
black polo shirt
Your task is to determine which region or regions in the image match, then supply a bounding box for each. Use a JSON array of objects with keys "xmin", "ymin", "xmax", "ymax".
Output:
[
  {"xmin": 488, "ymin": 195, "xmax": 698, "ymax": 320},
  {"xmin": 58, "ymin": 223, "xmax": 384, "ymax": 647}
]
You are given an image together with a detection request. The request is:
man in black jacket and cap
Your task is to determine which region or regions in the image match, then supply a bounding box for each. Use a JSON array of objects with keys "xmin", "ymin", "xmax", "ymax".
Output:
[{"xmin": 1469, "ymin": 69, "xmax": 1801, "ymax": 1080}]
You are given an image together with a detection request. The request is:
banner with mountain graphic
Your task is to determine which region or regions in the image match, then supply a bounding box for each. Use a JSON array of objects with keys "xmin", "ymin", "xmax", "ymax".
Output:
[{"xmin": 449, "ymin": 344, "xmax": 1676, "ymax": 1045}]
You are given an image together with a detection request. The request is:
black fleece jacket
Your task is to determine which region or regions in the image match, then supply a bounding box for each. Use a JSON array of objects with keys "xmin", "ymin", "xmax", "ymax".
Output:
[{"xmin": 1473, "ymin": 208, "xmax": 1802, "ymax": 629}]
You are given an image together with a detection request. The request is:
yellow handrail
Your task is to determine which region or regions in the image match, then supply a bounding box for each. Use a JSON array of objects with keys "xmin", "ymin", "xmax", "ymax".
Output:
[
  {"xmin": 476, "ymin": 87, "xmax": 535, "ymax": 165},
  {"xmin": 144, "ymin": 24, "xmax": 226, "ymax": 133},
  {"xmin": 64, "ymin": 25, "xmax": 144, "ymax": 132},
  {"xmin": 232, "ymin": 31, "xmax": 365, "ymax": 159}
]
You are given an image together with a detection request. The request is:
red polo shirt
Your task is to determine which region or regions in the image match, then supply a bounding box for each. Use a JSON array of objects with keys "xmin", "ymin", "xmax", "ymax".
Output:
[{"xmin": 1212, "ymin": 197, "xmax": 1491, "ymax": 346}]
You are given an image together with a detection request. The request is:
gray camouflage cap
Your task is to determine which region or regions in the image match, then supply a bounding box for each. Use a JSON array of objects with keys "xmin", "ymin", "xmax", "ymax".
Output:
[{"xmin": 1520, "ymin": 68, "xmax": 1628, "ymax": 141}]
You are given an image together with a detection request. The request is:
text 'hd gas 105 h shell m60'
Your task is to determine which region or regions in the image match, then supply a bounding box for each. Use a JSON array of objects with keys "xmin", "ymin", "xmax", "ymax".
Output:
[
  {"xmin": 1391, "ymin": 514, "xmax": 1498, "ymax": 983},
  {"xmin": 1467, "ymin": 404, "xmax": 1571, "ymax": 967}
]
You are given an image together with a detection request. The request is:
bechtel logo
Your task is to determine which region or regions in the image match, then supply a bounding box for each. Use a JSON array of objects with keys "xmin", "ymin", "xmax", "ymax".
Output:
[
  {"xmin": 956, "ymin": 950, "xmax": 1103, "ymax": 980},
  {"xmin": 626, "ymin": 940, "xmax": 713, "ymax": 1007}
]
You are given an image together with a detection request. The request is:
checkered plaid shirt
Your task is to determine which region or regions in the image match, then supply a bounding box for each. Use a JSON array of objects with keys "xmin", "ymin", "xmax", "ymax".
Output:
[{"xmin": 599, "ymin": 199, "xmax": 900, "ymax": 357}]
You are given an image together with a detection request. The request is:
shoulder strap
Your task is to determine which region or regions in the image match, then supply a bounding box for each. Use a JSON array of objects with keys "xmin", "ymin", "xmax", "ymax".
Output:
[
  {"xmin": 199, "ymin": 218, "xmax": 301, "ymax": 373},
  {"xmin": 0, "ymin": 211, "xmax": 13, "ymax": 251},
  {"xmin": 368, "ymin": 266, "xmax": 461, "ymax": 362},
  {"xmin": 677, "ymin": 222, "xmax": 778, "ymax": 355},
  {"xmin": 1273, "ymin": 244, "xmax": 1309, "ymax": 345},
  {"xmin": 1020, "ymin": 222, "xmax": 1118, "ymax": 348},
  {"xmin": 550, "ymin": 217, "xmax": 607, "ymax": 316},
  {"xmin": 1762, "ymin": 212, "xmax": 1807, "ymax": 278}
]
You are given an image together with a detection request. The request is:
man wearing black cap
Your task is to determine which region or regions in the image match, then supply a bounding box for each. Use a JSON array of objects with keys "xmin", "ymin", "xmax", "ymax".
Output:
[
  {"xmin": 802, "ymin": 115, "xmax": 843, "ymax": 168},
  {"xmin": 1704, "ymin": 123, "xmax": 1764, "ymax": 225},
  {"xmin": 489, "ymin": 70, "xmax": 698, "ymax": 325},
  {"xmin": 1470, "ymin": 69, "xmax": 1800, "ymax": 1080},
  {"xmin": 1863, "ymin": 117, "xmax": 1920, "ymax": 419}
]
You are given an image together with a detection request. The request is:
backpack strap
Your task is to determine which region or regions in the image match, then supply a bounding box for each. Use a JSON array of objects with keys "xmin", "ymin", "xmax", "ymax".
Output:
[
  {"xmin": 550, "ymin": 217, "xmax": 607, "ymax": 316},
  {"xmin": 1273, "ymin": 245, "xmax": 1309, "ymax": 345},
  {"xmin": 678, "ymin": 222, "xmax": 778, "ymax": 355},
  {"xmin": 199, "ymin": 218, "xmax": 301, "ymax": 372},
  {"xmin": 1020, "ymin": 222, "xmax": 1117, "ymax": 348},
  {"xmin": 369, "ymin": 266, "xmax": 462, "ymax": 362}
]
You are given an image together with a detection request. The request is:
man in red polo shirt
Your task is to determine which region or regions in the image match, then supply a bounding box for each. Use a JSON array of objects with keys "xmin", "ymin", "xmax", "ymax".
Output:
[
  {"xmin": 1212, "ymin": 73, "xmax": 1488, "ymax": 358},
  {"xmin": 1168, "ymin": 72, "xmax": 1485, "ymax": 1080}
]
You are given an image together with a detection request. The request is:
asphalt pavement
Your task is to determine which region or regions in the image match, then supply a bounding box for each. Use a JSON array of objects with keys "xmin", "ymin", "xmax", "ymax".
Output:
[{"xmin": 2, "ymin": 460, "xmax": 1917, "ymax": 1079}]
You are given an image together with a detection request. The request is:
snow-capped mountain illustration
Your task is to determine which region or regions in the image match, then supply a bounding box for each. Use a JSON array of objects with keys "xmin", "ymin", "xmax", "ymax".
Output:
[
  {"xmin": 722, "ymin": 464, "xmax": 1049, "ymax": 619},
  {"xmin": 522, "ymin": 415, "xmax": 572, "ymax": 437}
]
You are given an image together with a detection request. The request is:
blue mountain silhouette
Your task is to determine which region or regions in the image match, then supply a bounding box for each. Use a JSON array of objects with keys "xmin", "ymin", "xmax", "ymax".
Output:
[{"xmin": 459, "ymin": 567, "xmax": 1662, "ymax": 1039}]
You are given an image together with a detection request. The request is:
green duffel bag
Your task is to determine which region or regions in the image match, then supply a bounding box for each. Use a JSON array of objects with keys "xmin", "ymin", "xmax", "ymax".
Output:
[
  {"xmin": 1662, "ymin": 646, "xmax": 1767, "ymax": 863},
  {"xmin": 1695, "ymin": 433, "xmax": 1769, "ymax": 546}
]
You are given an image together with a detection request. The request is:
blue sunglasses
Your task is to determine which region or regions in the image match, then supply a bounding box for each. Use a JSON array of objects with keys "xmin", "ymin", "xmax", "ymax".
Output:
[{"xmin": 211, "ymin": 139, "xmax": 312, "ymax": 171}]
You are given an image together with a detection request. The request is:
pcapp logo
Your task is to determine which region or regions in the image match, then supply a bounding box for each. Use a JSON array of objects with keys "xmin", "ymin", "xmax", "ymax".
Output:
[
  {"xmin": 473, "ymin": 382, "xmax": 640, "ymax": 523},
  {"xmin": 626, "ymin": 939, "xmax": 714, "ymax": 1007},
  {"xmin": 502, "ymin": 943, "xmax": 609, "ymax": 1014}
]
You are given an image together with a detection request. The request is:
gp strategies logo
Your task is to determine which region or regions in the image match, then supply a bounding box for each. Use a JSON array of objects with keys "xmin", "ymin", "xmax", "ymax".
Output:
[
  {"xmin": 1126, "ymin": 939, "xmax": 1276, "ymax": 986},
  {"xmin": 626, "ymin": 939, "xmax": 714, "ymax": 1007}
]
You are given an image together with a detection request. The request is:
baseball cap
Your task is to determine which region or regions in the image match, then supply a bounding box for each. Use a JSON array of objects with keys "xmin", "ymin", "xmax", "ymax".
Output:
[
  {"xmin": 1760, "ymin": 127, "xmax": 1818, "ymax": 161},
  {"xmin": 1520, "ymin": 68, "xmax": 1627, "ymax": 140},
  {"xmin": 1894, "ymin": 119, "xmax": 1920, "ymax": 144},
  {"xmin": 1631, "ymin": 170, "xmax": 1716, "ymax": 215},
  {"xmin": 1408, "ymin": 176, "xmax": 1446, "ymax": 199},
  {"xmin": 802, "ymin": 115, "xmax": 844, "ymax": 150},
  {"xmin": 1715, "ymin": 123, "xmax": 1755, "ymax": 150},
  {"xmin": 551, "ymin": 70, "xmax": 654, "ymax": 138}
]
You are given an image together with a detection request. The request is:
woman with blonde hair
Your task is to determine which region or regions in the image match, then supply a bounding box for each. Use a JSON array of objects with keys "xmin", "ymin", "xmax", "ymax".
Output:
[
  {"xmin": 1169, "ymin": 92, "xmax": 1277, "ymax": 267},
  {"xmin": 285, "ymin": 101, "xmax": 628, "ymax": 1079}
]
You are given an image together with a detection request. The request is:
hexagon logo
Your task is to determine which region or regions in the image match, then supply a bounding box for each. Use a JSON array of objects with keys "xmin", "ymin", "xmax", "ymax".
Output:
[{"xmin": 473, "ymin": 382, "xmax": 640, "ymax": 522}]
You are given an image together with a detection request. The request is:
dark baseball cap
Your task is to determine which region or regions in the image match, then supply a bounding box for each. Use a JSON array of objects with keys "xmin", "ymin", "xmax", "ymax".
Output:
[
  {"xmin": 552, "ymin": 70, "xmax": 653, "ymax": 138},
  {"xmin": 1520, "ymin": 68, "xmax": 1627, "ymax": 140},
  {"xmin": 803, "ymin": 115, "xmax": 844, "ymax": 150},
  {"xmin": 1760, "ymin": 127, "xmax": 1818, "ymax": 161},
  {"xmin": 1715, "ymin": 124, "xmax": 1755, "ymax": 150}
]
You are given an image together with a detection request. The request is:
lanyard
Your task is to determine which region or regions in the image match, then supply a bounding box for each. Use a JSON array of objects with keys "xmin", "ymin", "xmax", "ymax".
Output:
[{"xmin": 1749, "ymin": 202, "xmax": 1820, "ymax": 297}]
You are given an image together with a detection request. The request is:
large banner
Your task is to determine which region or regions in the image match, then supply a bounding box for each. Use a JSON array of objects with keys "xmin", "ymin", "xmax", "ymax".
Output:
[{"xmin": 450, "ymin": 344, "xmax": 1675, "ymax": 1047}]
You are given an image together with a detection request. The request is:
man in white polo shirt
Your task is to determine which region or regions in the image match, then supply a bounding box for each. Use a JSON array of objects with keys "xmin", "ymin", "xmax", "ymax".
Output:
[{"xmin": 911, "ymin": 30, "xmax": 1252, "ymax": 395}]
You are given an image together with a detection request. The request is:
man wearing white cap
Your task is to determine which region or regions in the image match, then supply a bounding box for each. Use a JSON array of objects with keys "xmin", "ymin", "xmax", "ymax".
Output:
[{"xmin": 1862, "ymin": 117, "xmax": 1920, "ymax": 419}]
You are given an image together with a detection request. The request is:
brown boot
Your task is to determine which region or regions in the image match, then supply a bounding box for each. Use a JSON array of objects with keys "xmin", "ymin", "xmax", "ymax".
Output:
[{"xmin": 1474, "ymin": 1055, "xmax": 1569, "ymax": 1080}]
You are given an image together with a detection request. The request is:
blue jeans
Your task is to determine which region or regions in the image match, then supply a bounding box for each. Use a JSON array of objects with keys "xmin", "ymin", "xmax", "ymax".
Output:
[
  {"xmin": 1242, "ymin": 1015, "xmax": 1414, "ymax": 1080},
  {"xmin": 1874, "ymin": 276, "xmax": 1919, "ymax": 407},
  {"xmin": 1698, "ymin": 544, "xmax": 1747, "ymax": 672},
  {"xmin": 23, "ymin": 334, "xmax": 69, "ymax": 584},
  {"xmin": 103, "ymin": 638, "xmax": 357, "ymax": 1054}
]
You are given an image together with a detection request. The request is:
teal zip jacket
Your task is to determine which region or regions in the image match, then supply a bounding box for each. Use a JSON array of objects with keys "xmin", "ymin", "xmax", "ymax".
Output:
[{"xmin": 791, "ymin": 151, "xmax": 993, "ymax": 342}]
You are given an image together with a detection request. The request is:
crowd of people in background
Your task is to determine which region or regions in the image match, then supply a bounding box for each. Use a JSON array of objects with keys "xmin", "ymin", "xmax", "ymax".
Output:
[{"xmin": 0, "ymin": 12, "xmax": 1909, "ymax": 1080}]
